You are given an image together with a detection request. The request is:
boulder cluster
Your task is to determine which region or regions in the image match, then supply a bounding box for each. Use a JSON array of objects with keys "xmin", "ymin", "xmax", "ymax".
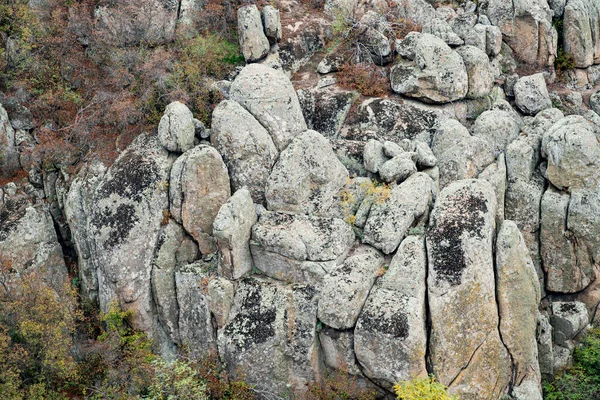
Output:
[{"xmin": 2, "ymin": 0, "xmax": 600, "ymax": 399}]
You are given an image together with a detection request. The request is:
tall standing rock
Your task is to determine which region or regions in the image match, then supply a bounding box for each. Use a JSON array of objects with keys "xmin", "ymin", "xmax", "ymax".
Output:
[
  {"xmin": 237, "ymin": 5, "xmax": 270, "ymax": 62},
  {"xmin": 218, "ymin": 278, "xmax": 321, "ymax": 397},
  {"xmin": 170, "ymin": 145, "xmax": 231, "ymax": 254},
  {"xmin": 213, "ymin": 188, "xmax": 258, "ymax": 280},
  {"xmin": 211, "ymin": 100, "xmax": 278, "ymax": 203},
  {"xmin": 262, "ymin": 6, "xmax": 282, "ymax": 44},
  {"xmin": 354, "ymin": 236, "xmax": 428, "ymax": 390},
  {"xmin": 230, "ymin": 64, "xmax": 307, "ymax": 151},
  {"xmin": 427, "ymin": 179, "xmax": 511, "ymax": 399},
  {"xmin": 0, "ymin": 104, "xmax": 19, "ymax": 177},
  {"xmin": 265, "ymin": 130, "xmax": 348, "ymax": 215},
  {"xmin": 496, "ymin": 221, "xmax": 543, "ymax": 400},
  {"xmin": 88, "ymin": 134, "xmax": 173, "ymax": 337},
  {"xmin": 563, "ymin": 0, "xmax": 600, "ymax": 68}
]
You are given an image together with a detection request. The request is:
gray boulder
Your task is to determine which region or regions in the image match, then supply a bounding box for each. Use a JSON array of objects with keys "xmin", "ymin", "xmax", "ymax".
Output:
[
  {"xmin": 437, "ymin": 136, "xmax": 495, "ymax": 188},
  {"xmin": 211, "ymin": 100, "xmax": 278, "ymax": 203},
  {"xmin": 158, "ymin": 101, "xmax": 195, "ymax": 153},
  {"xmin": 354, "ymin": 236, "xmax": 428, "ymax": 389},
  {"xmin": 0, "ymin": 104, "xmax": 19, "ymax": 177},
  {"xmin": 514, "ymin": 73, "xmax": 552, "ymax": 115},
  {"xmin": 563, "ymin": 0, "xmax": 600, "ymax": 68},
  {"xmin": 427, "ymin": 179, "xmax": 511, "ymax": 399},
  {"xmin": 237, "ymin": 5, "xmax": 270, "ymax": 62},
  {"xmin": 473, "ymin": 109, "xmax": 521, "ymax": 156},
  {"xmin": 213, "ymin": 188, "xmax": 258, "ymax": 280},
  {"xmin": 261, "ymin": 6, "xmax": 282, "ymax": 44},
  {"xmin": 265, "ymin": 130, "xmax": 348, "ymax": 215},
  {"xmin": 170, "ymin": 145, "xmax": 231, "ymax": 254},
  {"xmin": 590, "ymin": 90, "xmax": 600, "ymax": 114},
  {"xmin": 456, "ymin": 45, "xmax": 494, "ymax": 99},
  {"xmin": 430, "ymin": 119, "xmax": 471, "ymax": 158},
  {"xmin": 479, "ymin": 154, "xmax": 507, "ymax": 226},
  {"xmin": 551, "ymin": 301, "xmax": 589, "ymax": 346},
  {"xmin": 88, "ymin": 134, "xmax": 173, "ymax": 338},
  {"xmin": 378, "ymin": 153, "xmax": 417, "ymax": 183},
  {"xmin": 568, "ymin": 186, "xmax": 600, "ymax": 266},
  {"xmin": 423, "ymin": 18, "xmax": 464, "ymax": 46},
  {"xmin": 229, "ymin": 64, "xmax": 307, "ymax": 151},
  {"xmin": 363, "ymin": 139, "xmax": 387, "ymax": 173},
  {"xmin": 218, "ymin": 278, "xmax": 321, "ymax": 397},
  {"xmin": 391, "ymin": 33, "xmax": 468, "ymax": 103},
  {"xmin": 542, "ymin": 116, "xmax": 600, "ymax": 190},
  {"xmin": 363, "ymin": 172, "xmax": 434, "ymax": 254},
  {"xmin": 318, "ymin": 245, "xmax": 384, "ymax": 330}
]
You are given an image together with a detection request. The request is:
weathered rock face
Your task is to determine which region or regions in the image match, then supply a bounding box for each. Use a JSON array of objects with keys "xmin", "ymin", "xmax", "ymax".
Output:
[
  {"xmin": 363, "ymin": 172, "xmax": 434, "ymax": 254},
  {"xmin": 550, "ymin": 301, "xmax": 590, "ymax": 346},
  {"xmin": 391, "ymin": 32, "xmax": 468, "ymax": 103},
  {"xmin": 436, "ymin": 135, "xmax": 495, "ymax": 188},
  {"xmin": 340, "ymin": 98, "xmax": 441, "ymax": 144},
  {"xmin": 262, "ymin": 5, "xmax": 282, "ymax": 44},
  {"xmin": 318, "ymin": 245, "xmax": 384, "ymax": 330},
  {"xmin": 213, "ymin": 188, "xmax": 257, "ymax": 280},
  {"xmin": 563, "ymin": 0, "xmax": 600, "ymax": 68},
  {"xmin": 157, "ymin": 101, "xmax": 195, "ymax": 153},
  {"xmin": 87, "ymin": 134, "xmax": 173, "ymax": 336},
  {"xmin": 354, "ymin": 235, "xmax": 428, "ymax": 390},
  {"xmin": 251, "ymin": 211, "xmax": 354, "ymax": 285},
  {"xmin": 514, "ymin": 73, "xmax": 552, "ymax": 115},
  {"xmin": 0, "ymin": 202, "xmax": 68, "ymax": 293},
  {"xmin": 541, "ymin": 187, "xmax": 595, "ymax": 293},
  {"xmin": 480, "ymin": 0, "xmax": 557, "ymax": 67},
  {"xmin": 218, "ymin": 278, "xmax": 321, "ymax": 397},
  {"xmin": 542, "ymin": 116, "xmax": 600, "ymax": 191},
  {"xmin": 237, "ymin": 5, "xmax": 270, "ymax": 62},
  {"xmin": 265, "ymin": 130, "xmax": 348, "ymax": 216},
  {"xmin": 229, "ymin": 64, "xmax": 307, "ymax": 151},
  {"xmin": 456, "ymin": 45, "xmax": 494, "ymax": 99},
  {"xmin": 297, "ymin": 86, "xmax": 358, "ymax": 138},
  {"xmin": 151, "ymin": 219, "xmax": 198, "ymax": 344},
  {"xmin": 211, "ymin": 100, "xmax": 278, "ymax": 203},
  {"xmin": 0, "ymin": 104, "xmax": 19, "ymax": 177},
  {"xmin": 170, "ymin": 145, "xmax": 231, "ymax": 254},
  {"xmin": 479, "ymin": 155, "xmax": 507, "ymax": 226},
  {"xmin": 176, "ymin": 264, "xmax": 218, "ymax": 359},
  {"xmin": 473, "ymin": 109, "xmax": 520, "ymax": 157},
  {"xmin": 427, "ymin": 179, "xmax": 512, "ymax": 399},
  {"xmin": 496, "ymin": 221, "xmax": 542, "ymax": 399}
]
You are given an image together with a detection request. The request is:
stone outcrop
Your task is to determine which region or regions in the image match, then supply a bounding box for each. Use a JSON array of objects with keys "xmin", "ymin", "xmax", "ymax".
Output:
[
  {"xmin": 265, "ymin": 130, "xmax": 348, "ymax": 215},
  {"xmin": 237, "ymin": 5, "xmax": 270, "ymax": 62},
  {"xmin": 391, "ymin": 32, "xmax": 468, "ymax": 103},
  {"xmin": 157, "ymin": 101, "xmax": 195, "ymax": 153},
  {"xmin": 170, "ymin": 145, "xmax": 231, "ymax": 254},
  {"xmin": 354, "ymin": 235, "xmax": 428, "ymax": 389},
  {"xmin": 427, "ymin": 179, "xmax": 512, "ymax": 399}
]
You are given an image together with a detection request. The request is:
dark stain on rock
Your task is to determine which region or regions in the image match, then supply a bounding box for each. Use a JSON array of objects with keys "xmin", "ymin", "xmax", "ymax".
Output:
[
  {"xmin": 358, "ymin": 306, "xmax": 409, "ymax": 339},
  {"xmin": 96, "ymin": 151, "xmax": 159, "ymax": 203},
  {"xmin": 224, "ymin": 280, "xmax": 276, "ymax": 350},
  {"xmin": 427, "ymin": 186, "xmax": 488, "ymax": 286}
]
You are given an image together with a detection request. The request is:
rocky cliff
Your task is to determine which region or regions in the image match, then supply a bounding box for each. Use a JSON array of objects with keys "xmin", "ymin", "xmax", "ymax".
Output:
[{"xmin": 2, "ymin": 0, "xmax": 600, "ymax": 399}]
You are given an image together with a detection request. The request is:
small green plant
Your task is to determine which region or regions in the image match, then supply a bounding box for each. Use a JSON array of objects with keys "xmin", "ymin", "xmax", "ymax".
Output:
[
  {"xmin": 393, "ymin": 375, "xmax": 458, "ymax": 400},
  {"xmin": 147, "ymin": 358, "xmax": 209, "ymax": 400},
  {"xmin": 544, "ymin": 328, "xmax": 600, "ymax": 400}
]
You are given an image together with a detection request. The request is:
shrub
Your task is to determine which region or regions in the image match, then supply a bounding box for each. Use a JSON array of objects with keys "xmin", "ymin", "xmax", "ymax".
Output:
[
  {"xmin": 147, "ymin": 358, "xmax": 209, "ymax": 400},
  {"xmin": 544, "ymin": 328, "xmax": 600, "ymax": 400},
  {"xmin": 555, "ymin": 48, "xmax": 575, "ymax": 73},
  {"xmin": 307, "ymin": 371, "xmax": 378, "ymax": 400},
  {"xmin": 393, "ymin": 375, "xmax": 458, "ymax": 400},
  {"xmin": 337, "ymin": 63, "xmax": 389, "ymax": 97}
]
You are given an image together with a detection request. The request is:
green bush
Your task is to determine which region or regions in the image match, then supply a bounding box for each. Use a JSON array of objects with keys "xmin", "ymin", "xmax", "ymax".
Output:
[
  {"xmin": 394, "ymin": 375, "xmax": 458, "ymax": 400},
  {"xmin": 544, "ymin": 329, "xmax": 600, "ymax": 400}
]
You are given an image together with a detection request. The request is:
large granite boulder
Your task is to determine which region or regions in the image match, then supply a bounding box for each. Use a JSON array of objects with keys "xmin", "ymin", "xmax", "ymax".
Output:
[
  {"xmin": 251, "ymin": 211, "xmax": 354, "ymax": 285},
  {"xmin": 218, "ymin": 278, "xmax": 321, "ymax": 397},
  {"xmin": 211, "ymin": 100, "xmax": 278, "ymax": 203},
  {"xmin": 472, "ymin": 109, "xmax": 521, "ymax": 157},
  {"xmin": 229, "ymin": 64, "xmax": 307, "ymax": 151},
  {"xmin": 265, "ymin": 130, "xmax": 348, "ymax": 216},
  {"xmin": 563, "ymin": 0, "xmax": 600, "ymax": 68},
  {"xmin": 354, "ymin": 236, "xmax": 428, "ymax": 389},
  {"xmin": 391, "ymin": 33, "xmax": 468, "ymax": 103},
  {"xmin": 514, "ymin": 73, "xmax": 552, "ymax": 115},
  {"xmin": 86, "ymin": 134, "xmax": 173, "ymax": 338},
  {"xmin": 363, "ymin": 172, "xmax": 434, "ymax": 254},
  {"xmin": 427, "ymin": 179, "xmax": 511, "ymax": 399},
  {"xmin": 436, "ymin": 136, "xmax": 495, "ymax": 188},
  {"xmin": 0, "ymin": 104, "xmax": 19, "ymax": 177},
  {"xmin": 542, "ymin": 115, "xmax": 600, "ymax": 191},
  {"xmin": 455, "ymin": 45, "xmax": 494, "ymax": 99},
  {"xmin": 170, "ymin": 145, "xmax": 231, "ymax": 254}
]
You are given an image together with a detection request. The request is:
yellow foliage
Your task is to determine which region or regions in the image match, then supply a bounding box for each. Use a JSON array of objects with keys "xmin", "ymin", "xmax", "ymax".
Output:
[
  {"xmin": 393, "ymin": 375, "xmax": 458, "ymax": 400},
  {"xmin": 361, "ymin": 180, "xmax": 392, "ymax": 204}
]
